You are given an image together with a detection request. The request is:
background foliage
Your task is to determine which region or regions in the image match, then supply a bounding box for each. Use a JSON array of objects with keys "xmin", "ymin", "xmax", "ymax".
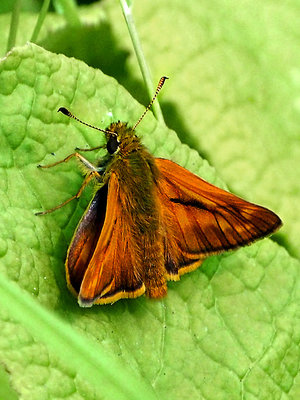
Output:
[{"xmin": 0, "ymin": 1, "xmax": 299, "ymax": 399}]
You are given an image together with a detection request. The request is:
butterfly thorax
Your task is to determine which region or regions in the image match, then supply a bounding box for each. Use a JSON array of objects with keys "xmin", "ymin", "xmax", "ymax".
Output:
[
  {"xmin": 104, "ymin": 122, "xmax": 160, "ymax": 212},
  {"xmin": 105, "ymin": 122, "xmax": 160, "ymax": 230}
]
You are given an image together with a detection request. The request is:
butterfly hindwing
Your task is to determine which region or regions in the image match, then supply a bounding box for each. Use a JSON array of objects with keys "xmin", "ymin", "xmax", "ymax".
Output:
[{"xmin": 66, "ymin": 185, "xmax": 107, "ymax": 296}]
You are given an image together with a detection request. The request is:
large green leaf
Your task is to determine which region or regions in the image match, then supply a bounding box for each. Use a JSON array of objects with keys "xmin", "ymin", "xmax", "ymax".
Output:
[{"xmin": 0, "ymin": 43, "xmax": 299, "ymax": 400}]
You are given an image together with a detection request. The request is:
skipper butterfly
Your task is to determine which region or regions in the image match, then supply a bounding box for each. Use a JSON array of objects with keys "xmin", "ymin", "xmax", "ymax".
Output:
[{"xmin": 36, "ymin": 77, "xmax": 281, "ymax": 306}]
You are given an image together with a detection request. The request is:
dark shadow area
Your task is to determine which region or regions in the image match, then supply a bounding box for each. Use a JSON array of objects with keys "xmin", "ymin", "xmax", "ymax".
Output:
[
  {"xmin": 161, "ymin": 101, "xmax": 210, "ymax": 160},
  {"xmin": 270, "ymin": 231, "xmax": 297, "ymax": 259},
  {"xmin": 40, "ymin": 21, "xmax": 130, "ymax": 84},
  {"xmin": 77, "ymin": 0, "xmax": 100, "ymax": 5}
]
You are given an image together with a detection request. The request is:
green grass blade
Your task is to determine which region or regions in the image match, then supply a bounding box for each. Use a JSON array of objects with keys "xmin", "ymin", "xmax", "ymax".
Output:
[
  {"xmin": 53, "ymin": 0, "xmax": 81, "ymax": 26},
  {"xmin": 119, "ymin": 0, "xmax": 165, "ymax": 124},
  {"xmin": 30, "ymin": 0, "xmax": 51, "ymax": 43},
  {"xmin": 6, "ymin": 0, "xmax": 22, "ymax": 53},
  {"xmin": 0, "ymin": 272, "xmax": 157, "ymax": 400}
]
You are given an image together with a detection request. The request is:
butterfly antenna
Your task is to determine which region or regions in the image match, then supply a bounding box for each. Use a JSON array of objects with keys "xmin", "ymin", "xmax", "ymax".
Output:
[
  {"xmin": 58, "ymin": 107, "xmax": 114, "ymax": 135},
  {"xmin": 133, "ymin": 76, "xmax": 169, "ymax": 130}
]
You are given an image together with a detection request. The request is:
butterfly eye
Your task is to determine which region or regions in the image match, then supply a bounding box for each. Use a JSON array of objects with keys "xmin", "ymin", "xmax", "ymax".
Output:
[{"xmin": 107, "ymin": 135, "xmax": 120, "ymax": 154}]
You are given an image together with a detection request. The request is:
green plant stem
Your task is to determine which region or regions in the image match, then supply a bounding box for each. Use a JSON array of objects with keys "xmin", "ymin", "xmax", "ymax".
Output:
[
  {"xmin": 30, "ymin": 0, "xmax": 51, "ymax": 43},
  {"xmin": 119, "ymin": 0, "xmax": 165, "ymax": 124},
  {"xmin": 53, "ymin": 0, "xmax": 81, "ymax": 26},
  {"xmin": 7, "ymin": 0, "xmax": 22, "ymax": 53},
  {"xmin": 0, "ymin": 274, "xmax": 157, "ymax": 400}
]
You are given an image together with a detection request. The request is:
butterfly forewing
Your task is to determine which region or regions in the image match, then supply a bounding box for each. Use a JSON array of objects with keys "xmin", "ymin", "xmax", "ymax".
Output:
[
  {"xmin": 156, "ymin": 158, "xmax": 281, "ymax": 279},
  {"xmin": 75, "ymin": 173, "xmax": 145, "ymax": 306}
]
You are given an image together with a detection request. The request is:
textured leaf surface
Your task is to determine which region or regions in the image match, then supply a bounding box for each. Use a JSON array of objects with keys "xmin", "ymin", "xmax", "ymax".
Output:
[{"xmin": 0, "ymin": 43, "xmax": 299, "ymax": 400}]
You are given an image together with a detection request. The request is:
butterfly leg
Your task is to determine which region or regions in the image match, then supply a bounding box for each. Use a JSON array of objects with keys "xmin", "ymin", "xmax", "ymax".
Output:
[
  {"xmin": 75, "ymin": 145, "xmax": 106, "ymax": 152},
  {"xmin": 37, "ymin": 151, "xmax": 99, "ymax": 170},
  {"xmin": 36, "ymin": 152, "xmax": 103, "ymax": 216},
  {"xmin": 35, "ymin": 170, "xmax": 100, "ymax": 216}
]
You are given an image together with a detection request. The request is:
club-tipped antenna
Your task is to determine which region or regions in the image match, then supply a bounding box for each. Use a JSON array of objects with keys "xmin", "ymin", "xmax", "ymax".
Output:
[
  {"xmin": 58, "ymin": 107, "xmax": 116, "ymax": 136},
  {"xmin": 132, "ymin": 76, "xmax": 168, "ymax": 131}
]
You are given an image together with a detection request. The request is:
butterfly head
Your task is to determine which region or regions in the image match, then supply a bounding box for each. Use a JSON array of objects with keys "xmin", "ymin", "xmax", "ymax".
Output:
[
  {"xmin": 105, "ymin": 121, "xmax": 140, "ymax": 155},
  {"xmin": 104, "ymin": 76, "xmax": 169, "ymax": 156},
  {"xmin": 58, "ymin": 77, "xmax": 168, "ymax": 156}
]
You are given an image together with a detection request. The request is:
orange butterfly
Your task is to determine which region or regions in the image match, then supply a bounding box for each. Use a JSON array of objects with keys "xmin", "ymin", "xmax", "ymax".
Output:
[{"xmin": 36, "ymin": 77, "xmax": 281, "ymax": 306}]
